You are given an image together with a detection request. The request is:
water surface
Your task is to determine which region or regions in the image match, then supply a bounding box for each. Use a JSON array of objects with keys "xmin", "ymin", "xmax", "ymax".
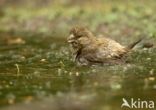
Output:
[{"xmin": 0, "ymin": 33, "xmax": 156, "ymax": 110}]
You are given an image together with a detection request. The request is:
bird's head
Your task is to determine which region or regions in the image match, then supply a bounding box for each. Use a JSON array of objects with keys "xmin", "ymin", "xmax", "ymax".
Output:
[{"xmin": 67, "ymin": 26, "xmax": 94, "ymax": 49}]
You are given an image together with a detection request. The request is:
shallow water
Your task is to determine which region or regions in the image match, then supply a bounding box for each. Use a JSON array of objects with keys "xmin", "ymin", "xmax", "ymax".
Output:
[{"xmin": 0, "ymin": 33, "xmax": 156, "ymax": 110}]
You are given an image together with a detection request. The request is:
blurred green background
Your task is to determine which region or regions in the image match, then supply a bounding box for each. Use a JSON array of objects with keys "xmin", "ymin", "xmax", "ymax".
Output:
[{"xmin": 0, "ymin": 0, "xmax": 156, "ymax": 38}]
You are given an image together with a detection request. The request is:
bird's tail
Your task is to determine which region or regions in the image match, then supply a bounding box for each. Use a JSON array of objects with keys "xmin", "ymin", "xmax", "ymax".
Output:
[{"xmin": 126, "ymin": 38, "xmax": 143, "ymax": 50}]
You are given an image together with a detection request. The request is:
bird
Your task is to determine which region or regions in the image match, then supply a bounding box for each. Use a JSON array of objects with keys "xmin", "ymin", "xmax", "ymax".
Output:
[{"xmin": 67, "ymin": 26, "xmax": 142, "ymax": 66}]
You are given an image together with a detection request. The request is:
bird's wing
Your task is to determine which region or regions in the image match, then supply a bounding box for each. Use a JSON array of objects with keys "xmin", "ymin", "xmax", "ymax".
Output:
[
  {"xmin": 96, "ymin": 37, "xmax": 127, "ymax": 59},
  {"xmin": 80, "ymin": 44, "xmax": 105, "ymax": 64},
  {"xmin": 79, "ymin": 37, "xmax": 127, "ymax": 64}
]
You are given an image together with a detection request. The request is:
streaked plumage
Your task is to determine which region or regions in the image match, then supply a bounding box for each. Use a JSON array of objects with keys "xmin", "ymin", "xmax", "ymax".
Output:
[{"xmin": 67, "ymin": 26, "xmax": 141, "ymax": 65}]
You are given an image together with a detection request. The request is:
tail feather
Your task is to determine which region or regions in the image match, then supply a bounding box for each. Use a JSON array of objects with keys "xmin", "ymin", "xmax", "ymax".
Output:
[{"xmin": 127, "ymin": 38, "xmax": 143, "ymax": 49}]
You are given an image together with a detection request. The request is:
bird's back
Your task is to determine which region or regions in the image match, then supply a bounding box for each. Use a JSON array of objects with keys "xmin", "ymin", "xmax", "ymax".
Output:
[
  {"xmin": 78, "ymin": 36, "xmax": 128, "ymax": 65},
  {"xmin": 95, "ymin": 37, "xmax": 127, "ymax": 59}
]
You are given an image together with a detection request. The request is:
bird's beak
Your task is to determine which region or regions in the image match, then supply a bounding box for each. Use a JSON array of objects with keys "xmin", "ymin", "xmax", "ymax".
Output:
[{"xmin": 67, "ymin": 34, "xmax": 75, "ymax": 43}]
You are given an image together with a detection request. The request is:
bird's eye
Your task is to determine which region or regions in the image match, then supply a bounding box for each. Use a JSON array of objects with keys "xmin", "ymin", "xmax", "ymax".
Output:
[
  {"xmin": 71, "ymin": 41, "xmax": 79, "ymax": 48},
  {"xmin": 72, "ymin": 42, "xmax": 77, "ymax": 45}
]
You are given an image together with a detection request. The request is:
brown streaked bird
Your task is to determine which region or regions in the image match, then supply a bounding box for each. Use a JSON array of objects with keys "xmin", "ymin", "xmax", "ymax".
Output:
[{"xmin": 67, "ymin": 26, "xmax": 142, "ymax": 65}]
